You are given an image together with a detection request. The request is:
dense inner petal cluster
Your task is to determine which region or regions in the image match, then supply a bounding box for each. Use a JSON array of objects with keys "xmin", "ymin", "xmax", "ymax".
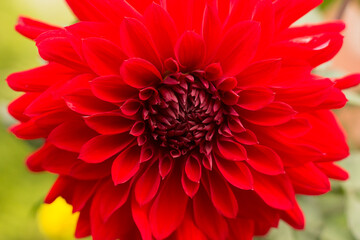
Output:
[{"xmin": 144, "ymin": 71, "xmax": 222, "ymax": 157}]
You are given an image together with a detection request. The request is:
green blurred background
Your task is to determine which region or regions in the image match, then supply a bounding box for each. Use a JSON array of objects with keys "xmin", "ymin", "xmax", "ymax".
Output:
[{"xmin": 0, "ymin": 1, "xmax": 360, "ymax": 240}]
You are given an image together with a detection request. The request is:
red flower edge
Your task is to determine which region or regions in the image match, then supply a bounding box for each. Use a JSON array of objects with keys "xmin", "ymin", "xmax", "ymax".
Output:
[{"xmin": 7, "ymin": 0, "xmax": 360, "ymax": 239}]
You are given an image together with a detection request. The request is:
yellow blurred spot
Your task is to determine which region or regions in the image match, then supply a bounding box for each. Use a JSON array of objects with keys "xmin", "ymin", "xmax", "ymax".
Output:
[{"xmin": 37, "ymin": 197, "xmax": 79, "ymax": 240}]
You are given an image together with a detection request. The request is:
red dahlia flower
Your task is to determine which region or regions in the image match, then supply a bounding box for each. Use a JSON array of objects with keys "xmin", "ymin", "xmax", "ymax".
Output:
[{"xmin": 7, "ymin": 0, "xmax": 360, "ymax": 239}]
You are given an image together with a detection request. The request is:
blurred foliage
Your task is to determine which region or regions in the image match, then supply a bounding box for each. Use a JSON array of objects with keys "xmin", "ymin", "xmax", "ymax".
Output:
[
  {"xmin": 0, "ymin": 0, "xmax": 359, "ymax": 240},
  {"xmin": 319, "ymin": 0, "xmax": 360, "ymax": 11}
]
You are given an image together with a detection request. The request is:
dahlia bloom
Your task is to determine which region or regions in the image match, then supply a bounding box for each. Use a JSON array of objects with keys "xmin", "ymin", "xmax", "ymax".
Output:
[{"xmin": 7, "ymin": 0, "xmax": 360, "ymax": 239}]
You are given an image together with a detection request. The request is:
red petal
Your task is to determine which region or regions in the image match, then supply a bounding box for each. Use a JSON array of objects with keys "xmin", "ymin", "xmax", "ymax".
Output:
[
  {"xmin": 82, "ymin": 37, "xmax": 127, "ymax": 76},
  {"xmin": 300, "ymin": 111, "xmax": 349, "ymax": 161},
  {"xmin": 215, "ymin": 21, "xmax": 261, "ymax": 76},
  {"xmin": 181, "ymin": 169, "xmax": 200, "ymax": 198},
  {"xmin": 193, "ymin": 187, "xmax": 229, "ymax": 240},
  {"xmin": 280, "ymin": 201, "xmax": 305, "ymax": 230},
  {"xmin": 144, "ymin": 3, "xmax": 178, "ymax": 60},
  {"xmin": 237, "ymin": 87, "xmax": 275, "ymax": 110},
  {"xmin": 8, "ymin": 93, "xmax": 37, "ymax": 121},
  {"xmin": 175, "ymin": 210, "xmax": 207, "ymax": 240},
  {"xmin": 131, "ymin": 198, "xmax": 152, "ymax": 240},
  {"xmin": 207, "ymin": 171, "xmax": 238, "ymax": 218},
  {"xmin": 120, "ymin": 17, "xmax": 162, "ymax": 70},
  {"xmin": 202, "ymin": 2, "xmax": 222, "ymax": 60},
  {"xmin": 111, "ymin": 144, "xmax": 140, "ymax": 184},
  {"xmin": 159, "ymin": 153, "xmax": 174, "ymax": 179},
  {"xmin": 126, "ymin": 0, "xmax": 155, "ymax": 13},
  {"xmin": 85, "ymin": 112, "xmax": 134, "ymax": 135},
  {"xmin": 120, "ymin": 99, "xmax": 142, "ymax": 116},
  {"xmin": 228, "ymin": 117, "xmax": 245, "ymax": 133},
  {"xmin": 135, "ymin": 163, "xmax": 161, "ymax": 205},
  {"xmin": 215, "ymin": 155, "xmax": 253, "ymax": 190},
  {"xmin": 252, "ymin": 171, "xmax": 295, "ymax": 210},
  {"xmin": 27, "ymin": 144, "xmax": 77, "ymax": 174},
  {"xmin": 221, "ymin": 90, "xmax": 239, "ymax": 105},
  {"xmin": 236, "ymin": 59, "xmax": 282, "ymax": 87},
  {"xmin": 233, "ymin": 129, "xmax": 259, "ymax": 145},
  {"xmin": 64, "ymin": 91, "xmax": 117, "ymax": 115},
  {"xmin": 164, "ymin": 0, "xmax": 206, "ymax": 33},
  {"xmin": 6, "ymin": 63, "xmax": 76, "ymax": 92},
  {"xmin": 65, "ymin": 0, "xmax": 110, "ymax": 22},
  {"xmin": 216, "ymin": 77, "xmax": 237, "ymax": 91},
  {"xmin": 36, "ymin": 31, "xmax": 88, "ymax": 71},
  {"xmin": 16, "ymin": 16, "xmax": 59, "ymax": 40},
  {"xmin": 286, "ymin": 162, "xmax": 331, "ymax": 195},
  {"xmin": 316, "ymin": 162, "xmax": 349, "ymax": 181},
  {"xmin": 274, "ymin": 118, "xmax": 311, "ymax": 138},
  {"xmin": 90, "ymin": 75, "xmax": 138, "ymax": 103},
  {"xmin": 79, "ymin": 133, "xmax": 134, "ymax": 163},
  {"xmin": 140, "ymin": 143, "xmax": 155, "ymax": 163},
  {"xmin": 185, "ymin": 155, "xmax": 201, "ymax": 182},
  {"xmin": 228, "ymin": 218, "xmax": 255, "ymax": 240},
  {"xmin": 240, "ymin": 102, "xmax": 296, "ymax": 126},
  {"xmin": 275, "ymin": 0, "xmax": 322, "ymax": 30},
  {"xmin": 130, "ymin": 121, "xmax": 145, "ymax": 136},
  {"xmin": 280, "ymin": 21, "xmax": 345, "ymax": 40},
  {"xmin": 48, "ymin": 120, "xmax": 97, "ymax": 152},
  {"xmin": 45, "ymin": 176, "xmax": 98, "ymax": 212},
  {"xmin": 75, "ymin": 203, "xmax": 91, "ymax": 238},
  {"xmin": 216, "ymin": 137, "xmax": 247, "ymax": 161},
  {"xmin": 98, "ymin": 179, "xmax": 132, "ymax": 222},
  {"xmin": 121, "ymin": 58, "xmax": 162, "ymax": 89},
  {"xmin": 334, "ymin": 74, "xmax": 360, "ymax": 90},
  {"xmin": 149, "ymin": 169, "xmax": 188, "ymax": 239},
  {"xmin": 175, "ymin": 31, "xmax": 205, "ymax": 71},
  {"xmin": 246, "ymin": 145, "xmax": 285, "ymax": 175}
]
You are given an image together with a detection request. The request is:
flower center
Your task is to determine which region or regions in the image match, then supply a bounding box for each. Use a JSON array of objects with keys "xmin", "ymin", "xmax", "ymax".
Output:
[{"xmin": 143, "ymin": 72, "xmax": 224, "ymax": 158}]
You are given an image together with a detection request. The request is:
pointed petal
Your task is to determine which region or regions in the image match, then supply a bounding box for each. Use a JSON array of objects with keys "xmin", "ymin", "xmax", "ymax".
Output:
[
  {"xmin": 216, "ymin": 137, "xmax": 247, "ymax": 161},
  {"xmin": 246, "ymin": 145, "xmax": 285, "ymax": 175},
  {"xmin": 121, "ymin": 58, "xmax": 162, "ymax": 89},
  {"xmin": 90, "ymin": 75, "xmax": 138, "ymax": 103},
  {"xmin": 85, "ymin": 112, "xmax": 134, "ymax": 135},
  {"xmin": 79, "ymin": 133, "xmax": 134, "ymax": 163},
  {"xmin": 111, "ymin": 144, "xmax": 140, "ymax": 184},
  {"xmin": 48, "ymin": 120, "xmax": 97, "ymax": 152},
  {"xmin": 98, "ymin": 179, "xmax": 132, "ymax": 222},
  {"xmin": 207, "ymin": 171, "xmax": 238, "ymax": 218},
  {"xmin": 252, "ymin": 171, "xmax": 295, "ymax": 210},
  {"xmin": 193, "ymin": 187, "xmax": 229, "ymax": 240},
  {"xmin": 240, "ymin": 102, "xmax": 296, "ymax": 126},
  {"xmin": 149, "ymin": 169, "xmax": 188, "ymax": 239},
  {"xmin": 82, "ymin": 37, "xmax": 127, "ymax": 76},
  {"xmin": 215, "ymin": 155, "xmax": 253, "ymax": 190},
  {"xmin": 144, "ymin": 3, "xmax": 178, "ymax": 60},
  {"xmin": 286, "ymin": 162, "xmax": 330, "ymax": 195},
  {"xmin": 215, "ymin": 21, "xmax": 261, "ymax": 76},
  {"xmin": 16, "ymin": 16, "xmax": 59, "ymax": 40},
  {"xmin": 120, "ymin": 17, "xmax": 162, "ymax": 70},
  {"xmin": 175, "ymin": 31, "xmax": 205, "ymax": 71},
  {"xmin": 135, "ymin": 163, "xmax": 161, "ymax": 205}
]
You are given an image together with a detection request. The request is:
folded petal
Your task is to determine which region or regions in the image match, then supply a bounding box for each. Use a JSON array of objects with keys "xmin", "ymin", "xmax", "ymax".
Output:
[
  {"xmin": 121, "ymin": 58, "xmax": 162, "ymax": 89},
  {"xmin": 175, "ymin": 31, "xmax": 205, "ymax": 71},
  {"xmin": 111, "ymin": 144, "xmax": 140, "ymax": 184}
]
